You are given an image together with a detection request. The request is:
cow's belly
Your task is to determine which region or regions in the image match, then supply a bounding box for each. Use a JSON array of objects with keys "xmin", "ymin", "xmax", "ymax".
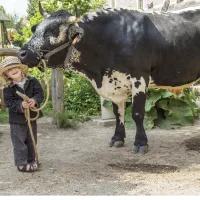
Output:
[{"xmin": 81, "ymin": 71, "xmax": 132, "ymax": 104}]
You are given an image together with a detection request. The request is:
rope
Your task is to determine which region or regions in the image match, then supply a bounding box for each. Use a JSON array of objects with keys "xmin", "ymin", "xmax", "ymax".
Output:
[{"xmin": 16, "ymin": 60, "xmax": 50, "ymax": 165}]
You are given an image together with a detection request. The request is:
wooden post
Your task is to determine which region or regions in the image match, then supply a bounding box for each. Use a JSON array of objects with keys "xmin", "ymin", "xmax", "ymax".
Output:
[
  {"xmin": 0, "ymin": 22, "xmax": 5, "ymax": 48},
  {"xmin": 52, "ymin": 68, "xmax": 64, "ymax": 124},
  {"xmin": 52, "ymin": 69, "xmax": 57, "ymax": 124},
  {"xmin": 0, "ymin": 84, "xmax": 6, "ymax": 112},
  {"xmin": 55, "ymin": 69, "xmax": 64, "ymax": 113},
  {"xmin": 111, "ymin": 0, "xmax": 116, "ymax": 7},
  {"xmin": 138, "ymin": 0, "xmax": 143, "ymax": 9}
]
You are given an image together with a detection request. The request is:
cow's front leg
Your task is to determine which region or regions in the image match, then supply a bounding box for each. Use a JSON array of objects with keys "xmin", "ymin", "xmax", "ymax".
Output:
[
  {"xmin": 131, "ymin": 76, "xmax": 149, "ymax": 154},
  {"xmin": 109, "ymin": 102, "xmax": 126, "ymax": 148}
]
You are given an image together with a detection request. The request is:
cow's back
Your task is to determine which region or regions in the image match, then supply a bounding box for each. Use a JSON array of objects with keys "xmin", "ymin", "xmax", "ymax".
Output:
[{"xmin": 146, "ymin": 11, "xmax": 200, "ymax": 86}]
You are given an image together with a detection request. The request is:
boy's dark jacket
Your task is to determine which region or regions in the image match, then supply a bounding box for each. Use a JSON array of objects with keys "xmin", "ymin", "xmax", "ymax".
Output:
[{"xmin": 3, "ymin": 76, "xmax": 44, "ymax": 124}]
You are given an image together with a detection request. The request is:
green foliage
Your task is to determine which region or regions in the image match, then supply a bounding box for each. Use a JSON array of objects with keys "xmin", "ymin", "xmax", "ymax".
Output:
[
  {"xmin": 0, "ymin": 109, "xmax": 8, "ymax": 123},
  {"xmin": 27, "ymin": 0, "xmax": 39, "ymax": 19},
  {"xmin": 154, "ymin": 98, "xmax": 195, "ymax": 129},
  {"xmin": 42, "ymin": 101, "xmax": 53, "ymax": 116},
  {"xmin": 102, "ymin": 88, "xmax": 200, "ymax": 130},
  {"xmin": 64, "ymin": 72, "xmax": 101, "ymax": 116},
  {"xmin": 40, "ymin": 0, "xmax": 106, "ymax": 15},
  {"xmin": 56, "ymin": 112, "xmax": 78, "ymax": 128},
  {"xmin": 29, "ymin": 67, "xmax": 48, "ymax": 81},
  {"xmin": 103, "ymin": 99, "xmax": 113, "ymax": 107},
  {"xmin": 56, "ymin": 111, "xmax": 90, "ymax": 128},
  {"xmin": 0, "ymin": 131, "xmax": 3, "ymax": 136}
]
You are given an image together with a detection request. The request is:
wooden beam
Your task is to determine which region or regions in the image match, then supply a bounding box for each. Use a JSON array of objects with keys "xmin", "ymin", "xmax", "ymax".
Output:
[{"xmin": 0, "ymin": 48, "xmax": 18, "ymax": 57}]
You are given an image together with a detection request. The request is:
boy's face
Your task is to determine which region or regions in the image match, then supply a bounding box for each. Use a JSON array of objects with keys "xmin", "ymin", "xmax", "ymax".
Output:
[{"xmin": 5, "ymin": 67, "xmax": 23, "ymax": 81}]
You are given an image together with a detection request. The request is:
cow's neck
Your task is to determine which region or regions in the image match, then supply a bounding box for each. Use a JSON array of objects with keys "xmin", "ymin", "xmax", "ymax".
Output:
[{"xmin": 68, "ymin": 17, "xmax": 110, "ymax": 87}]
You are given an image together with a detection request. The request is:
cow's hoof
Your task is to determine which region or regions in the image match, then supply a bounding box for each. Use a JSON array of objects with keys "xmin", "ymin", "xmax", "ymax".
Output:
[
  {"xmin": 109, "ymin": 140, "xmax": 115, "ymax": 147},
  {"xmin": 109, "ymin": 140, "xmax": 124, "ymax": 148},
  {"xmin": 132, "ymin": 145, "xmax": 148, "ymax": 154},
  {"xmin": 113, "ymin": 141, "xmax": 124, "ymax": 148}
]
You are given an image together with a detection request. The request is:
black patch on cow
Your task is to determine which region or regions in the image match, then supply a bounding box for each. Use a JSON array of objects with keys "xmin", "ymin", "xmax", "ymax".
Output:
[
  {"xmin": 134, "ymin": 81, "xmax": 141, "ymax": 88},
  {"xmin": 20, "ymin": 6, "xmax": 200, "ymax": 88}
]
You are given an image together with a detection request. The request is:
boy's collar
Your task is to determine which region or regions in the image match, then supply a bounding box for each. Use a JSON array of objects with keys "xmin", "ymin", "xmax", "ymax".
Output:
[{"xmin": 10, "ymin": 76, "xmax": 34, "ymax": 87}]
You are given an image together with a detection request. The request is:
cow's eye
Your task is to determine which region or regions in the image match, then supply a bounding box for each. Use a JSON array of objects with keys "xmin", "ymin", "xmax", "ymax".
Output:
[
  {"xmin": 31, "ymin": 25, "xmax": 38, "ymax": 33},
  {"xmin": 52, "ymin": 30, "xmax": 57, "ymax": 35}
]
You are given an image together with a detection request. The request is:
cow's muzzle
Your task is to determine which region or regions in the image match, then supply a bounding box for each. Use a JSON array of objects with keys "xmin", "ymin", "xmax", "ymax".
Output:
[{"xmin": 18, "ymin": 47, "xmax": 41, "ymax": 68}]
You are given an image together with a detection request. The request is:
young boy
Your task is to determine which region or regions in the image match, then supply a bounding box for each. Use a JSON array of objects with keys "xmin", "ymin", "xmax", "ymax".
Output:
[{"xmin": 0, "ymin": 56, "xmax": 44, "ymax": 172}]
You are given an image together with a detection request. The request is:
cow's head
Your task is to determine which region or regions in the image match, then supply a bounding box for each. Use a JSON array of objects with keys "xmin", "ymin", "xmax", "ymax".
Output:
[{"xmin": 18, "ymin": 1, "xmax": 83, "ymax": 68}]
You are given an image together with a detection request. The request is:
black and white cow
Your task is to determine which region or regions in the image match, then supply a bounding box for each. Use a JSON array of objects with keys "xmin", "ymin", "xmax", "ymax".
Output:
[{"xmin": 18, "ymin": 1, "xmax": 200, "ymax": 154}]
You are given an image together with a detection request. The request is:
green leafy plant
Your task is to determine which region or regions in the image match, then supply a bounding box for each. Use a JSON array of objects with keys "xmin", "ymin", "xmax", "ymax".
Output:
[
  {"xmin": 64, "ymin": 72, "xmax": 101, "ymax": 116},
  {"xmin": 103, "ymin": 88, "xmax": 200, "ymax": 130},
  {"xmin": 0, "ymin": 131, "xmax": 3, "ymax": 136},
  {"xmin": 0, "ymin": 109, "xmax": 9, "ymax": 123},
  {"xmin": 56, "ymin": 111, "xmax": 91, "ymax": 128}
]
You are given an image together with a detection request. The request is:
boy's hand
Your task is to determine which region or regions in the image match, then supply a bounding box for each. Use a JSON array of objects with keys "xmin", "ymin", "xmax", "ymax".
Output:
[
  {"xmin": 22, "ymin": 101, "xmax": 30, "ymax": 109},
  {"xmin": 28, "ymin": 98, "xmax": 36, "ymax": 107}
]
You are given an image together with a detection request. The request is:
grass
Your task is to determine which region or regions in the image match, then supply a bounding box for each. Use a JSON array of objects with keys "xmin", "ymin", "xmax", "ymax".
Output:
[
  {"xmin": 0, "ymin": 109, "xmax": 9, "ymax": 123},
  {"xmin": 0, "ymin": 131, "xmax": 3, "ymax": 136}
]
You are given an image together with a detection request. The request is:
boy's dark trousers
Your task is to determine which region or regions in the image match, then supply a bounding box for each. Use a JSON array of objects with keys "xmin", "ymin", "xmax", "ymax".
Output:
[{"xmin": 10, "ymin": 121, "xmax": 37, "ymax": 166}]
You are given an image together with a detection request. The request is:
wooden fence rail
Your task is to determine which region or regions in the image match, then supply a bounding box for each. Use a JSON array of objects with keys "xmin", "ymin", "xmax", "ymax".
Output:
[{"xmin": 0, "ymin": 48, "xmax": 18, "ymax": 57}]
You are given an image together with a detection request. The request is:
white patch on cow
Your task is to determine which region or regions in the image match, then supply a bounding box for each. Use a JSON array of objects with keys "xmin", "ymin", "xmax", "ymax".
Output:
[
  {"xmin": 79, "ymin": 71, "xmax": 131, "ymax": 105},
  {"xmin": 67, "ymin": 68, "xmax": 131, "ymax": 124},
  {"xmin": 168, "ymin": 6, "xmax": 200, "ymax": 14},
  {"xmin": 86, "ymin": 12, "xmax": 99, "ymax": 21},
  {"xmin": 131, "ymin": 21, "xmax": 140, "ymax": 34},
  {"xmin": 149, "ymin": 76, "xmax": 155, "ymax": 86},
  {"xmin": 82, "ymin": 11, "xmax": 106, "ymax": 22},
  {"xmin": 131, "ymin": 77, "xmax": 146, "ymax": 102},
  {"xmin": 119, "ymin": 17, "xmax": 125, "ymax": 25},
  {"xmin": 49, "ymin": 25, "xmax": 67, "ymax": 45},
  {"xmin": 31, "ymin": 37, "xmax": 44, "ymax": 49},
  {"xmin": 127, "ymin": 25, "xmax": 132, "ymax": 33},
  {"xmin": 31, "ymin": 18, "xmax": 63, "ymax": 49},
  {"xmin": 65, "ymin": 47, "xmax": 81, "ymax": 69}
]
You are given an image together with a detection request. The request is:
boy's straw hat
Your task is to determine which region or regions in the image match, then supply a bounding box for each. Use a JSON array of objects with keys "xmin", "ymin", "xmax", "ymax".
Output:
[{"xmin": 0, "ymin": 56, "xmax": 28, "ymax": 76}]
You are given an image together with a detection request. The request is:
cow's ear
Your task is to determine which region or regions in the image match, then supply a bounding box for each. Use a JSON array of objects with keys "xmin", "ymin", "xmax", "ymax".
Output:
[{"xmin": 31, "ymin": 24, "xmax": 38, "ymax": 33}]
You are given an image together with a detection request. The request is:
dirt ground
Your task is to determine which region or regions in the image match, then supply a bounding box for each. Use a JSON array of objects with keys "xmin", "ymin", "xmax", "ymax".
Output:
[{"xmin": 1, "ymin": 117, "xmax": 200, "ymax": 195}]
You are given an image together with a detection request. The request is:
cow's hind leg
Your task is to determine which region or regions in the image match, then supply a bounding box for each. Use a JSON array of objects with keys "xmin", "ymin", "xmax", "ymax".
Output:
[
  {"xmin": 131, "ymin": 76, "xmax": 149, "ymax": 154},
  {"xmin": 109, "ymin": 102, "xmax": 125, "ymax": 148}
]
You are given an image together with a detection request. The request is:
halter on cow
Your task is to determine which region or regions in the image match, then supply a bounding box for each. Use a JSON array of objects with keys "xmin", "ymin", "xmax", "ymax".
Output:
[{"xmin": 18, "ymin": 1, "xmax": 200, "ymax": 154}]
